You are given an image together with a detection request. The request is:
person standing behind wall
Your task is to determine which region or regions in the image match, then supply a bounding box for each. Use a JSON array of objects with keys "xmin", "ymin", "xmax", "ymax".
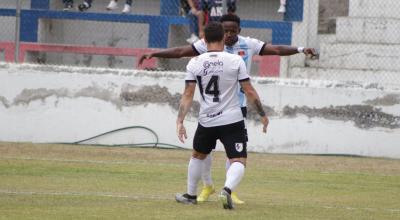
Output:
[
  {"xmin": 62, "ymin": 0, "xmax": 93, "ymax": 11},
  {"xmin": 278, "ymin": 0, "xmax": 286, "ymax": 13},
  {"xmin": 201, "ymin": 0, "xmax": 237, "ymax": 23},
  {"xmin": 181, "ymin": 0, "xmax": 205, "ymax": 44},
  {"xmin": 106, "ymin": 0, "xmax": 133, "ymax": 14},
  {"xmin": 188, "ymin": 0, "xmax": 236, "ymax": 43}
]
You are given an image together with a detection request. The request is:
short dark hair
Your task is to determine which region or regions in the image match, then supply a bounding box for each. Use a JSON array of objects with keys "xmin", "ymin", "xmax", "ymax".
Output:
[
  {"xmin": 204, "ymin": 22, "xmax": 224, "ymax": 43},
  {"xmin": 220, "ymin": 13, "xmax": 241, "ymax": 26}
]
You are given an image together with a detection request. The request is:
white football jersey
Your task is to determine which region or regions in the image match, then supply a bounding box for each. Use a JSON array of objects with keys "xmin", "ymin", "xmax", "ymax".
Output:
[
  {"xmin": 185, "ymin": 51, "xmax": 250, "ymax": 127},
  {"xmin": 192, "ymin": 35, "xmax": 265, "ymax": 107},
  {"xmin": 192, "ymin": 35, "xmax": 265, "ymax": 74}
]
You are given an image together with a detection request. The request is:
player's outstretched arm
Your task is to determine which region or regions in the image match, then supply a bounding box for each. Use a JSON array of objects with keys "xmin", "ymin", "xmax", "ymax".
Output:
[
  {"xmin": 138, "ymin": 45, "xmax": 198, "ymax": 66},
  {"xmin": 176, "ymin": 82, "xmax": 196, "ymax": 143},
  {"xmin": 261, "ymin": 45, "xmax": 318, "ymax": 58},
  {"xmin": 239, "ymin": 80, "xmax": 269, "ymax": 133}
]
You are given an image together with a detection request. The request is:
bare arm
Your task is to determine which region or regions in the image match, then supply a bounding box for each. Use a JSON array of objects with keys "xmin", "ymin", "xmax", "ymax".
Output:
[
  {"xmin": 138, "ymin": 45, "xmax": 198, "ymax": 66},
  {"xmin": 187, "ymin": 0, "xmax": 197, "ymax": 12},
  {"xmin": 176, "ymin": 82, "xmax": 196, "ymax": 143},
  {"xmin": 261, "ymin": 44, "xmax": 318, "ymax": 58},
  {"xmin": 239, "ymin": 80, "xmax": 269, "ymax": 133}
]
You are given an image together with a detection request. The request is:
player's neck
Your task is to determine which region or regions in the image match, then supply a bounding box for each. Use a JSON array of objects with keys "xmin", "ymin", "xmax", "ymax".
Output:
[{"xmin": 207, "ymin": 41, "xmax": 224, "ymax": 52}]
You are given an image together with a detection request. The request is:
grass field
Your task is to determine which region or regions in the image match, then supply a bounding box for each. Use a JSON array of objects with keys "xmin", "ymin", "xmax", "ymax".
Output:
[{"xmin": 0, "ymin": 142, "xmax": 399, "ymax": 220}]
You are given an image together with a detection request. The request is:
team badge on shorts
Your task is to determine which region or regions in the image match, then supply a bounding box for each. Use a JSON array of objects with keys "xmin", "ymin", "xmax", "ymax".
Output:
[{"xmin": 235, "ymin": 143, "xmax": 243, "ymax": 152}]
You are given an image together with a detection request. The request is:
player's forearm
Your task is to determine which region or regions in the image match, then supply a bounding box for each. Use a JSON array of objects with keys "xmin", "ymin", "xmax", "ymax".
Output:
[
  {"xmin": 151, "ymin": 46, "xmax": 195, "ymax": 59},
  {"xmin": 246, "ymin": 90, "xmax": 266, "ymax": 117},
  {"xmin": 177, "ymin": 98, "xmax": 193, "ymax": 123},
  {"xmin": 262, "ymin": 45, "xmax": 302, "ymax": 56}
]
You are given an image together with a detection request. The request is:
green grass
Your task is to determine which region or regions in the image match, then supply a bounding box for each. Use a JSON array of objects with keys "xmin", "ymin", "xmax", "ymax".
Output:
[{"xmin": 0, "ymin": 142, "xmax": 400, "ymax": 220}]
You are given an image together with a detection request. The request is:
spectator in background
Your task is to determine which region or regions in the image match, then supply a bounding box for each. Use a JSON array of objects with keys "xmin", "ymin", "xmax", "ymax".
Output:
[
  {"xmin": 181, "ymin": 0, "xmax": 205, "ymax": 44},
  {"xmin": 201, "ymin": 0, "xmax": 236, "ymax": 23},
  {"xmin": 62, "ymin": 0, "xmax": 92, "ymax": 11},
  {"xmin": 278, "ymin": 0, "xmax": 286, "ymax": 13},
  {"xmin": 106, "ymin": 0, "xmax": 133, "ymax": 14},
  {"xmin": 185, "ymin": 0, "xmax": 236, "ymax": 43}
]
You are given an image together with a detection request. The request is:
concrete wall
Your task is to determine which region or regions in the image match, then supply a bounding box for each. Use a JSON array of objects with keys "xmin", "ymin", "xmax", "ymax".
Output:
[
  {"xmin": 1, "ymin": 63, "xmax": 399, "ymax": 158},
  {"xmin": 291, "ymin": 0, "xmax": 400, "ymax": 86}
]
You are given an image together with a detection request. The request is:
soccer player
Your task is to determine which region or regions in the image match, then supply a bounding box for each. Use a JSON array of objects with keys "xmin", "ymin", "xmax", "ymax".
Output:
[
  {"xmin": 174, "ymin": 21, "xmax": 269, "ymax": 209},
  {"xmin": 139, "ymin": 13, "xmax": 317, "ymax": 204}
]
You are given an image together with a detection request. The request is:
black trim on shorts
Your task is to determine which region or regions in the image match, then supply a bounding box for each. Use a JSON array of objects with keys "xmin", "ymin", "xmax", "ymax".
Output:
[
  {"xmin": 241, "ymin": 107, "xmax": 247, "ymax": 118},
  {"xmin": 259, "ymin": 43, "xmax": 267, "ymax": 55},
  {"xmin": 191, "ymin": 44, "xmax": 200, "ymax": 55},
  {"xmin": 185, "ymin": 80, "xmax": 197, "ymax": 83}
]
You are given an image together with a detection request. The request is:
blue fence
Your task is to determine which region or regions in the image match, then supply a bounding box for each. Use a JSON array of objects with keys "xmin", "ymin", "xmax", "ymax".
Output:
[{"xmin": 0, "ymin": 0, "xmax": 303, "ymax": 48}]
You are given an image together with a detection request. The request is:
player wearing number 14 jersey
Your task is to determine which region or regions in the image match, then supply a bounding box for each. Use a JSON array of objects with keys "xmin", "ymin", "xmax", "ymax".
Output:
[
  {"xmin": 186, "ymin": 52, "xmax": 247, "ymax": 127},
  {"xmin": 175, "ymin": 22, "xmax": 269, "ymax": 209}
]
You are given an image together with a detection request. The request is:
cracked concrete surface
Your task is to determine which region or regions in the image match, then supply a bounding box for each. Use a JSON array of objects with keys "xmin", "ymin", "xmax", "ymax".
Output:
[
  {"xmin": 364, "ymin": 94, "xmax": 400, "ymax": 106},
  {"xmin": 283, "ymin": 105, "xmax": 400, "ymax": 129},
  {"xmin": 120, "ymin": 84, "xmax": 200, "ymax": 118},
  {"xmin": 2, "ymin": 84, "xmax": 399, "ymax": 130},
  {"xmin": 0, "ymin": 96, "xmax": 10, "ymax": 108}
]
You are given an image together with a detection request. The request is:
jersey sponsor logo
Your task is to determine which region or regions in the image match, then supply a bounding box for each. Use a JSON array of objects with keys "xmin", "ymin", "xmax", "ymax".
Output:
[
  {"xmin": 235, "ymin": 143, "xmax": 243, "ymax": 152},
  {"xmin": 206, "ymin": 111, "xmax": 223, "ymax": 118},
  {"xmin": 203, "ymin": 60, "xmax": 223, "ymax": 69},
  {"xmin": 203, "ymin": 60, "xmax": 224, "ymax": 76}
]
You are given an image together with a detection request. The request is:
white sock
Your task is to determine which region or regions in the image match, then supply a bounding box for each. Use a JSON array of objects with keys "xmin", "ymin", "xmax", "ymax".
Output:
[
  {"xmin": 201, "ymin": 154, "xmax": 213, "ymax": 186},
  {"xmin": 187, "ymin": 157, "xmax": 204, "ymax": 196},
  {"xmin": 225, "ymin": 159, "xmax": 231, "ymax": 171},
  {"xmin": 224, "ymin": 162, "xmax": 245, "ymax": 191}
]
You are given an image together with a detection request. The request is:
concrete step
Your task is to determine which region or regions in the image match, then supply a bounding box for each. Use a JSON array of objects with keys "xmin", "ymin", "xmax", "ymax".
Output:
[
  {"xmin": 317, "ymin": 42, "xmax": 400, "ymax": 71},
  {"xmin": 290, "ymin": 66, "xmax": 400, "ymax": 86},
  {"xmin": 318, "ymin": 34, "xmax": 337, "ymax": 44},
  {"xmin": 336, "ymin": 17, "xmax": 400, "ymax": 44},
  {"xmin": 349, "ymin": 0, "xmax": 400, "ymax": 19}
]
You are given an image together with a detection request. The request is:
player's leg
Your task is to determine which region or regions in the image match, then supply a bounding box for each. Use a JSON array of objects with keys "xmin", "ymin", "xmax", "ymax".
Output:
[
  {"xmin": 221, "ymin": 158, "xmax": 246, "ymax": 209},
  {"xmin": 225, "ymin": 159, "xmax": 245, "ymax": 204},
  {"xmin": 175, "ymin": 150, "xmax": 207, "ymax": 204},
  {"xmin": 224, "ymin": 106, "xmax": 248, "ymax": 204},
  {"xmin": 197, "ymin": 153, "xmax": 216, "ymax": 202},
  {"xmin": 218, "ymin": 120, "xmax": 247, "ymax": 209},
  {"xmin": 176, "ymin": 123, "xmax": 217, "ymax": 205}
]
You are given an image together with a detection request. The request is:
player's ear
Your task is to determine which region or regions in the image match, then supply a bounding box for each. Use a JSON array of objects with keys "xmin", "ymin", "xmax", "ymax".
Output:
[{"xmin": 238, "ymin": 27, "xmax": 241, "ymax": 34}]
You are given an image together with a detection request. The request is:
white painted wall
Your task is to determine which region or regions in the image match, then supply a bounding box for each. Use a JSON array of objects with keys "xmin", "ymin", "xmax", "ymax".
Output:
[{"xmin": 1, "ymin": 63, "xmax": 399, "ymax": 158}]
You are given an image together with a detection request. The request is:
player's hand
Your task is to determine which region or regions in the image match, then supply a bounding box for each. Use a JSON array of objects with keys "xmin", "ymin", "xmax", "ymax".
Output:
[
  {"xmin": 176, "ymin": 122, "xmax": 187, "ymax": 143},
  {"xmin": 138, "ymin": 54, "xmax": 152, "ymax": 66},
  {"xmin": 261, "ymin": 116, "xmax": 269, "ymax": 133},
  {"xmin": 304, "ymin": 48, "xmax": 319, "ymax": 59}
]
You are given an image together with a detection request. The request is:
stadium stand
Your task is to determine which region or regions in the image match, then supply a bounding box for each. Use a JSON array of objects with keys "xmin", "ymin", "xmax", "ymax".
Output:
[{"xmin": 0, "ymin": 0, "xmax": 303, "ymax": 76}]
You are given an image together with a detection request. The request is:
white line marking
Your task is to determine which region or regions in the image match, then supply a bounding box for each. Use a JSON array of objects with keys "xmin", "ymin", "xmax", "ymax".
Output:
[{"xmin": 0, "ymin": 189, "xmax": 172, "ymax": 201}]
